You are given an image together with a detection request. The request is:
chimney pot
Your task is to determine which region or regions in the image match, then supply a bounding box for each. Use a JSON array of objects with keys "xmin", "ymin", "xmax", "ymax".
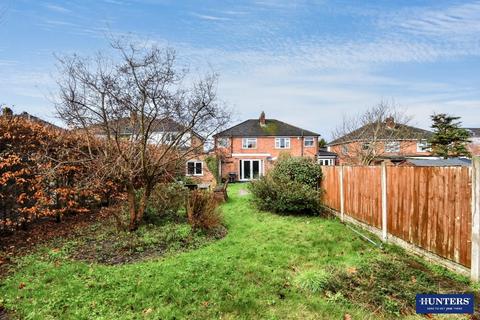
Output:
[
  {"xmin": 385, "ymin": 116, "xmax": 395, "ymax": 129},
  {"xmin": 259, "ymin": 111, "xmax": 266, "ymax": 126}
]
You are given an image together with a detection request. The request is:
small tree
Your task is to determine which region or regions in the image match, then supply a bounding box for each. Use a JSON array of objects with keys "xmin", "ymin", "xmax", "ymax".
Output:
[
  {"xmin": 428, "ymin": 113, "xmax": 471, "ymax": 158},
  {"xmin": 55, "ymin": 39, "xmax": 230, "ymax": 230},
  {"xmin": 318, "ymin": 138, "xmax": 327, "ymax": 149},
  {"xmin": 332, "ymin": 102, "xmax": 418, "ymax": 165}
]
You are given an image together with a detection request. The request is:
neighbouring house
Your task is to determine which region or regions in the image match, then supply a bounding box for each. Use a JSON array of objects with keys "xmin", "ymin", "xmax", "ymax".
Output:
[
  {"xmin": 214, "ymin": 112, "xmax": 320, "ymax": 181},
  {"xmin": 87, "ymin": 117, "xmax": 216, "ymax": 188},
  {"xmin": 466, "ymin": 128, "xmax": 480, "ymax": 156},
  {"xmin": 328, "ymin": 117, "xmax": 433, "ymax": 165},
  {"xmin": 317, "ymin": 148, "xmax": 338, "ymax": 166}
]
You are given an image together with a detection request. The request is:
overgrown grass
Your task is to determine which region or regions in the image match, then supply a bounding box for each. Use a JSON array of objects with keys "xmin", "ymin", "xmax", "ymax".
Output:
[{"xmin": 0, "ymin": 184, "xmax": 476, "ymax": 319}]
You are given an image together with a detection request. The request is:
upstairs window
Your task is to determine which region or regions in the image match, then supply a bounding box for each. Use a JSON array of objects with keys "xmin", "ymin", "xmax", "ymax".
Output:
[
  {"xmin": 385, "ymin": 141, "xmax": 400, "ymax": 153},
  {"xmin": 417, "ymin": 140, "xmax": 431, "ymax": 152},
  {"xmin": 242, "ymin": 138, "xmax": 257, "ymax": 149},
  {"xmin": 217, "ymin": 137, "xmax": 229, "ymax": 148},
  {"xmin": 304, "ymin": 137, "xmax": 314, "ymax": 147},
  {"xmin": 341, "ymin": 145, "xmax": 349, "ymax": 154},
  {"xmin": 164, "ymin": 132, "xmax": 176, "ymax": 143},
  {"xmin": 275, "ymin": 137, "xmax": 290, "ymax": 149},
  {"xmin": 186, "ymin": 161, "xmax": 203, "ymax": 176}
]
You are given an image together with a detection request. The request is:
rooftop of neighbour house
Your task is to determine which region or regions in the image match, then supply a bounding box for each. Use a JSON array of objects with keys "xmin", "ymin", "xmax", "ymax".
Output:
[
  {"xmin": 318, "ymin": 148, "xmax": 338, "ymax": 158},
  {"xmin": 214, "ymin": 111, "xmax": 320, "ymax": 138},
  {"xmin": 465, "ymin": 128, "xmax": 480, "ymax": 138},
  {"xmin": 328, "ymin": 117, "xmax": 432, "ymax": 146},
  {"xmin": 401, "ymin": 157, "xmax": 471, "ymax": 167},
  {"xmin": 84, "ymin": 117, "xmax": 205, "ymax": 141}
]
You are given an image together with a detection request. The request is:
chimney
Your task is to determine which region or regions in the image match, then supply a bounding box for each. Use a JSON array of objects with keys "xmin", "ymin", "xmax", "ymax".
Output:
[
  {"xmin": 385, "ymin": 116, "xmax": 395, "ymax": 129},
  {"xmin": 259, "ymin": 111, "xmax": 266, "ymax": 126}
]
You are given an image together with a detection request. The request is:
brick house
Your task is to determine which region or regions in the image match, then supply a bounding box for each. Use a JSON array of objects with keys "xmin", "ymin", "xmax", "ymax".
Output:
[
  {"xmin": 328, "ymin": 117, "xmax": 433, "ymax": 165},
  {"xmin": 88, "ymin": 117, "xmax": 216, "ymax": 187},
  {"xmin": 466, "ymin": 128, "xmax": 480, "ymax": 156},
  {"xmin": 213, "ymin": 112, "xmax": 320, "ymax": 181}
]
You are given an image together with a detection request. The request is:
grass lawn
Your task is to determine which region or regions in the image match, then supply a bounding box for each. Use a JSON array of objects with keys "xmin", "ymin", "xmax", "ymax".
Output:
[{"xmin": 0, "ymin": 184, "xmax": 477, "ymax": 319}]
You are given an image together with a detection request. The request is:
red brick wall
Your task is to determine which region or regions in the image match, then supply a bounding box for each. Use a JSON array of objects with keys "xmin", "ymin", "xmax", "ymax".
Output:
[
  {"xmin": 185, "ymin": 154, "xmax": 217, "ymax": 188},
  {"xmin": 216, "ymin": 136, "xmax": 318, "ymax": 180},
  {"xmin": 469, "ymin": 138, "xmax": 480, "ymax": 156},
  {"xmin": 330, "ymin": 140, "xmax": 432, "ymax": 164}
]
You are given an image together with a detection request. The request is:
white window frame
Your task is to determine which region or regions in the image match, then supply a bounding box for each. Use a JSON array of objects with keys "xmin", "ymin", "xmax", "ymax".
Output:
[
  {"xmin": 416, "ymin": 140, "xmax": 431, "ymax": 152},
  {"xmin": 385, "ymin": 141, "xmax": 401, "ymax": 153},
  {"xmin": 239, "ymin": 159, "xmax": 263, "ymax": 181},
  {"xmin": 217, "ymin": 137, "xmax": 229, "ymax": 148},
  {"xmin": 242, "ymin": 138, "xmax": 257, "ymax": 149},
  {"xmin": 304, "ymin": 137, "xmax": 314, "ymax": 147},
  {"xmin": 341, "ymin": 145, "xmax": 349, "ymax": 154},
  {"xmin": 275, "ymin": 137, "xmax": 291, "ymax": 149},
  {"xmin": 186, "ymin": 161, "xmax": 203, "ymax": 176},
  {"xmin": 318, "ymin": 159, "xmax": 334, "ymax": 166}
]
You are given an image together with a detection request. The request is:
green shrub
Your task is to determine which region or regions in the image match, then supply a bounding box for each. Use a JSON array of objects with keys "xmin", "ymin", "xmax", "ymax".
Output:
[
  {"xmin": 205, "ymin": 155, "xmax": 220, "ymax": 184},
  {"xmin": 272, "ymin": 154, "xmax": 322, "ymax": 188},
  {"xmin": 186, "ymin": 190, "xmax": 223, "ymax": 231},
  {"xmin": 146, "ymin": 183, "xmax": 188, "ymax": 220},
  {"xmin": 249, "ymin": 155, "xmax": 323, "ymax": 215}
]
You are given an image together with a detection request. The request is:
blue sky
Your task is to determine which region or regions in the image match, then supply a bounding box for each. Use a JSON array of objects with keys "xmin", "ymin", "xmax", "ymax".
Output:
[{"xmin": 0, "ymin": 0, "xmax": 479, "ymax": 139}]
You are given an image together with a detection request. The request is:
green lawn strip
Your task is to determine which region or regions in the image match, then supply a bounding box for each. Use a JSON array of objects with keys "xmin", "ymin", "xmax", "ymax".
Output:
[{"xmin": 0, "ymin": 183, "xmax": 475, "ymax": 319}]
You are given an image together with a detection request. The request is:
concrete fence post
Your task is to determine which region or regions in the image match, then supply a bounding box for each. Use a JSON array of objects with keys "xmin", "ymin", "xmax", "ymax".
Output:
[
  {"xmin": 381, "ymin": 162, "xmax": 388, "ymax": 242},
  {"xmin": 340, "ymin": 165, "xmax": 345, "ymax": 222},
  {"xmin": 471, "ymin": 156, "xmax": 480, "ymax": 281}
]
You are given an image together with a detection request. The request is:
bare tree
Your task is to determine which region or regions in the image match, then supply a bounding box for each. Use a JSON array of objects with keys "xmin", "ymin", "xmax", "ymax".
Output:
[
  {"xmin": 331, "ymin": 102, "xmax": 424, "ymax": 165},
  {"xmin": 55, "ymin": 39, "xmax": 230, "ymax": 230}
]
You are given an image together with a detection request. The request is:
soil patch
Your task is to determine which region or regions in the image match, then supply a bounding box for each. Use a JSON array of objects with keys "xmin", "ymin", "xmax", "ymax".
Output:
[
  {"xmin": 0, "ymin": 210, "xmax": 107, "ymax": 278},
  {"xmin": 323, "ymin": 252, "xmax": 478, "ymax": 318}
]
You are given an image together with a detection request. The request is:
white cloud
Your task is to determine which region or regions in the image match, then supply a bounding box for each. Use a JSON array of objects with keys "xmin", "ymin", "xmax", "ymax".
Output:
[
  {"xmin": 43, "ymin": 3, "xmax": 72, "ymax": 14},
  {"xmin": 191, "ymin": 13, "xmax": 231, "ymax": 21},
  {"xmin": 382, "ymin": 1, "xmax": 480, "ymax": 37}
]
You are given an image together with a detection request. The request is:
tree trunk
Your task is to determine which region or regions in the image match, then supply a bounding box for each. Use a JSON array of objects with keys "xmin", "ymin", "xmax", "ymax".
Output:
[
  {"xmin": 135, "ymin": 184, "xmax": 152, "ymax": 225},
  {"xmin": 127, "ymin": 184, "xmax": 138, "ymax": 231}
]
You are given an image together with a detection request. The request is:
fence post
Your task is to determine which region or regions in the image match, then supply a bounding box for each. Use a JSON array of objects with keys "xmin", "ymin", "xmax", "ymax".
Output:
[
  {"xmin": 339, "ymin": 165, "xmax": 345, "ymax": 222},
  {"xmin": 381, "ymin": 162, "xmax": 388, "ymax": 242},
  {"xmin": 471, "ymin": 156, "xmax": 480, "ymax": 281}
]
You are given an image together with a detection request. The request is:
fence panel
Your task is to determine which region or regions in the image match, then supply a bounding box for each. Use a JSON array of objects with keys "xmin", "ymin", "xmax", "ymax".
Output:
[
  {"xmin": 321, "ymin": 166, "xmax": 341, "ymax": 211},
  {"xmin": 321, "ymin": 165, "xmax": 472, "ymax": 268},
  {"xmin": 344, "ymin": 166, "xmax": 382, "ymax": 228},
  {"xmin": 387, "ymin": 166, "xmax": 471, "ymax": 267}
]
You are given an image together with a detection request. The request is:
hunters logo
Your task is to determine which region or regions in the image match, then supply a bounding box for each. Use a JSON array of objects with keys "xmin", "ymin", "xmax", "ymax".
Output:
[{"xmin": 416, "ymin": 294, "xmax": 474, "ymax": 314}]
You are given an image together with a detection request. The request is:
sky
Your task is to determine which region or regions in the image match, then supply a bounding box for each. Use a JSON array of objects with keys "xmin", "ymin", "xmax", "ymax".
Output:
[{"xmin": 0, "ymin": 0, "xmax": 479, "ymax": 140}]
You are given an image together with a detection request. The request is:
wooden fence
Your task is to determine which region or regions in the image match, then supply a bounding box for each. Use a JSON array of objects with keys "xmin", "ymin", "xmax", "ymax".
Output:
[{"xmin": 321, "ymin": 163, "xmax": 477, "ymax": 278}]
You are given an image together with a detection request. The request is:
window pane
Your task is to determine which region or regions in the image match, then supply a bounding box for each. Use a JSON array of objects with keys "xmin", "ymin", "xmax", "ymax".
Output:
[
  {"xmin": 252, "ymin": 161, "xmax": 260, "ymax": 179},
  {"xmin": 243, "ymin": 160, "xmax": 251, "ymax": 179},
  {"xmin": 305, "ymin": 137, "xmax": 314, "ymax": 147},
  {"xmin": 195, "ymin": 162, "xmax": 202, "ymax": 175},
  {"xmin": 187, "ymin": 162, "xmax": 195, "ymax": 175},
  {"xmin": 385, "ymin": 141, "xmax": 400, "ymax": 152}
]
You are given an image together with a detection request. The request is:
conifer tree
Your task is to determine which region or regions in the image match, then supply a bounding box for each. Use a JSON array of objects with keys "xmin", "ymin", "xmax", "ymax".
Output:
[{"xmin": 428, "ymin": 113, "xmax": 471, "ymax": 158}]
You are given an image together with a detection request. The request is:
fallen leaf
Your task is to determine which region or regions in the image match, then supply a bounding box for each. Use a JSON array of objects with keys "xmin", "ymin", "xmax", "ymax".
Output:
[
  {"xmin": 143, "ymin": 308, "xmax": 153, "ymax": 315},
  {"xmin": 344, "ymin": 313, "xmax": 352, "ymax": 320},
  {"xmin": 18, "ymin": 282, "xmax": 26, "ymax": 289},
  {"xmin": 347, "ymin": 267, "xmax": 357, "ymax": 275}
]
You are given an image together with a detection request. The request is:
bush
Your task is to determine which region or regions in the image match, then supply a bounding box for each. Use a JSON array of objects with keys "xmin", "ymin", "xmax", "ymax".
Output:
[
  {"xmin": 0, "ymin": 114, "xmax": 118, "ymax": 233},
  {"xmin": 249, "ymin": 155, "xmax": 323, "ymax": 215},
  {"xmin": 146, "ymin": 183, "xmax": 188, "ymax": 219},
  {"xmin": 186, "ymin": 190, "xmax": 223, "ymax": 231},
  {"xmin": 272, "ymin": 154, "xmax": 322, "ymax": 188}
]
